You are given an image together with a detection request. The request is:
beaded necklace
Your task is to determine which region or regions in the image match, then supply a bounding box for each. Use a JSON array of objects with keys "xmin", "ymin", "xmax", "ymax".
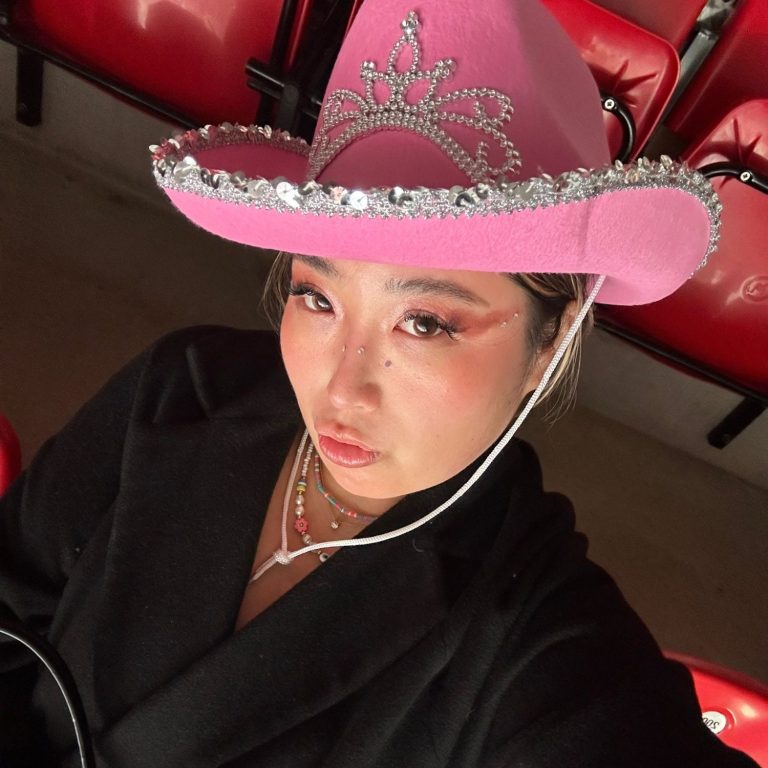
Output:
[
  {"xmin": 292, "ymin": 442, "xmax": 329, "ymax": 563},
  {"xmin": 313, "ymin": 452, "xmax": 379, "ymax": 528},
  {"xmin": 289, "ymin": 439, "xmax": 378, "ymax": 563}
]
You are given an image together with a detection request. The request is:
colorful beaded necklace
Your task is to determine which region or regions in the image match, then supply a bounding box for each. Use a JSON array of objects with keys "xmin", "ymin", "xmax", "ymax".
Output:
[
  {"xmin": 292, "ymin": 440, "xmax": 377, "ymax": 560},
  {"xmin": 313, "ymin": 453, "xmax": 379, "ymax": 528}
]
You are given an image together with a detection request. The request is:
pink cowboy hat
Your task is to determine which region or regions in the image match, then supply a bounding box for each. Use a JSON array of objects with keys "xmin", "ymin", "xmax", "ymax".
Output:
[{"xmin": 150, "ymin": 0, "xmax": 722, "ymax": 306}]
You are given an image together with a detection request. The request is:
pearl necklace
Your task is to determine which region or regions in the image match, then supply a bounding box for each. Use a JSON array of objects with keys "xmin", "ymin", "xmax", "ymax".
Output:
[{"xmin": 294, "ymin": 442, "xmax": 330, "ymax": 563}]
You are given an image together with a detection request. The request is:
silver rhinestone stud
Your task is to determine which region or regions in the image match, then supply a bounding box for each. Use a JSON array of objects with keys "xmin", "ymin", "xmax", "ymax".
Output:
[
  {"xmin": 245, "ymin": 179, "xmax": 270, "ymax": 199},
  {"xmin": 275, "ymin": 181, "xmax": 301, "ymax": 209},
  {"xmin": 343, "ymin": 190, "xmax": 369, "ymax": 211}
]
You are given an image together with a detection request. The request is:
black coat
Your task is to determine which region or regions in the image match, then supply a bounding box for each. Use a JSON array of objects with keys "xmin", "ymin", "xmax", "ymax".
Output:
[{"xmin": 0, "ymin": 326, "xmax": 757, "ymax": 768}]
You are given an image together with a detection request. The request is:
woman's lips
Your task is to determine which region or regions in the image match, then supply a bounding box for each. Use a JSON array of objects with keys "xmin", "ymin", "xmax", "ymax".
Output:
[{"xmin": 318, "ymin": 434, "xmax": 379, "ymax": 468}]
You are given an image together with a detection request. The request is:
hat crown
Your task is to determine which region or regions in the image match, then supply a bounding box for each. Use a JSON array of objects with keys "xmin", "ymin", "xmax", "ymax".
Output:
[{"xmin": 310, "ymin": 0, "xmax": 611, "ymax": 188}]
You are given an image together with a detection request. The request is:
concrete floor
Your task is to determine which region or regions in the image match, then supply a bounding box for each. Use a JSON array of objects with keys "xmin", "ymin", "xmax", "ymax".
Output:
[{"xmin": 1, "ymin": 42, "xmax": 766, "ymax": 684}]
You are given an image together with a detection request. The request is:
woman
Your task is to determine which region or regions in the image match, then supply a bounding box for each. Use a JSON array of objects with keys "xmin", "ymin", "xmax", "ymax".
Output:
[{"xmin": 0, "ymin": 0, "xmax": 758, "ymax": 766}]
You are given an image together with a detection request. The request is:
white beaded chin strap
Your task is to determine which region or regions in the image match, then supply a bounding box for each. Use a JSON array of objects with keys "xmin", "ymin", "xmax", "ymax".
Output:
[{"xmin": 249, "ymin": 274, "xmax": 607, "ymax": 583}]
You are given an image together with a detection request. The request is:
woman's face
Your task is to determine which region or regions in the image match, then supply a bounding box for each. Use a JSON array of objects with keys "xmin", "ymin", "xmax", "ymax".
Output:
[{"xmin": 280, "ymin": 255, "xmax": 544, "ymax": 508}]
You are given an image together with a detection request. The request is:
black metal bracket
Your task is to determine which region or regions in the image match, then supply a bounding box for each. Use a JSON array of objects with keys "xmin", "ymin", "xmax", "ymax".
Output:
[
  {"xmin": 707, "ymin": 397, "xmax": 766, "ymax": 448},
  {"xmin": 0, "ymin": 0, "xmax": 11, "ymax": 30},
  {"xmin": 600, "ymin": 91, "xmax": 636, "ymax": 163},
  {"xmin": 270, "ymin": 0, "xmax": 301, "ymax": 71},
  {"xmin": 699, "ymin": 161, "xmax": 768, "ymax": 194},
  {"xmin": 16, "ymin": 47, "xmax": 43, "ymax": 126},
  {"xmin": 699, "ymin": 162, "xmax": 767, "ymax": 447},
  {"xmin": 247, "ymin": 0, "xmax": 355, "ymax": 139},
  {"xmin": 245, "ymin": 59, "xmax": 320, "ymax": 137}
]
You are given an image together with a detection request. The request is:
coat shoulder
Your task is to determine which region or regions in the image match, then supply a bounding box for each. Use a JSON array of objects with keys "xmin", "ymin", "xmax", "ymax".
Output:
[{"xmin": 133, "ymin": 325, "xmax": 289, "ymax": 424}]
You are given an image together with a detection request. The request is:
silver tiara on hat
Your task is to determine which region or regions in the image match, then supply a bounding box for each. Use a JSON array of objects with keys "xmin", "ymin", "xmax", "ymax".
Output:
[{"xmin": 307, "ymin": 11, "xmax": 523, "ymax": 183}]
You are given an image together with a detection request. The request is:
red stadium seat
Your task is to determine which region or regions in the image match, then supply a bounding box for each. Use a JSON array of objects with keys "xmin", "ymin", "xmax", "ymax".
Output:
[
  {"xmin": 666, "ymin": 0, "xmax": 768, "ymax": 144},
  {"xmin": 598, "ymin": 100, "xmax": 768, "ymax": 446},
  {"xmin": 4, "ymin": 0, "xmax": 315, "ymax": 126},
  {"xmin": 541, "ymin": 0, "xmax": 679, "ymax": 161},
  {"xmin": 590, "ymin": 0, "xmax": 706, "ymax": 51},
  {"xmin": 667, "ymin": 652, "xmax": 768, "ymax": 766},
  {"xmin": 0, "ymin": 413, "xmax": 22, "ymax": 497}
]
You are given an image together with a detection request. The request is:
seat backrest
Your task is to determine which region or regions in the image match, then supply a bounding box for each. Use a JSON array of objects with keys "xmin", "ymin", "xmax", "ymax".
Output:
[
  {"xmin": 667, "ymin": 0, "xmax": 768, "ymax": 143},
  {"xmin": 598, "ymin": 100, "xmax": 768, "ymax": 395},
  {"xmin": 541, "ymin": 0, "xmax": 679, "ymax": 160},
  {"xmin": 11, "ymin": 0, "xmax": 314, "ymax": 125},
  {"xmin": 590, "ymin": 0, "xmax": 706, "ymax": 50},
  {"xmin": 0, "ymin": 413, "xmax": 22, "ymax": 497},
  {"xmin": 667, "ymin": 652, "xmax": 768, "ymax": 766}
]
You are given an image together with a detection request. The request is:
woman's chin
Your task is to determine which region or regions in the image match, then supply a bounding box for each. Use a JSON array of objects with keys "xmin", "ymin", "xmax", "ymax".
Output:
[{"xmin": 325, "ymin": 465, "xmax": 404, "ymax": 503}]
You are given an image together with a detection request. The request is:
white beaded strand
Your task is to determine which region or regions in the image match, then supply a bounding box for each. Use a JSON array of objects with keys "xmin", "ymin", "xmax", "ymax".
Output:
[
  {"xmin": 293, "ymin": 442, "xmax": 330, "ymax": 562},
  {"xmin": 248, "ymin": 429, "xmax": 308, "ymax": 582}
]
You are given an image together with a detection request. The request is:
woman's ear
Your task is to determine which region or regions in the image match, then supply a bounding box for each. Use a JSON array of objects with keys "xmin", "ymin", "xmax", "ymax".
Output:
[{"xmin": 521, "ymin": 299, "xmax": 579, "ymax": 396}]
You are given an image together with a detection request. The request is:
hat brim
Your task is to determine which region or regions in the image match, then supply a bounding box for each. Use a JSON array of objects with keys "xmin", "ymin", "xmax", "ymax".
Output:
[{"xmin": 151, "ymin": 124, "xmax": 722, "ymax": 306}]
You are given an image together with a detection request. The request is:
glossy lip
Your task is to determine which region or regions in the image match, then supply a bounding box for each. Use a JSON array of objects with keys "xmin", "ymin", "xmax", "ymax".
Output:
[
  {"xmin": 317, "ymin": 435, "xmax": 380, "ymax": 468},
  {"xmin": 315, "ymin": 422, "xmax": 377, "ymax": 453}
]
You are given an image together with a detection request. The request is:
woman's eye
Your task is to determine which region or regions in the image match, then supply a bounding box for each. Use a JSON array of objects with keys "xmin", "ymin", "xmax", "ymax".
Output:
[
  {"xmin": 288, "ymin": 284, "xmax": 457, "ymax": 339},
  {"xmin": 400, "ymin": 312, "xmax": 457, "ymax": 339},
  {"xmin": 304, "ymin": 292, "xmax": 332, "ymax": 312},
  {"xmin": 288, "ymin": 284, "xmax": 333, "ymax": 312}
]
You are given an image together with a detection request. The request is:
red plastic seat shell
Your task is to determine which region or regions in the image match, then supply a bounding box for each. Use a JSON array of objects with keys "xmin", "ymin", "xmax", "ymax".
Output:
[
  {"xmin": 541, "ymin": 0, "xmax": 679, "ymax": 160},
  {"xmin": 0, "ymin": 413, "xmax": 21, "ymax": 497},
  {"xmin": 667, "ymin": 653, "xmax": 768, "ymax": 766},
  {"xmin": 667, "ymin": 0, "xmax": 768, "ymax": 143},
  {"xmin": 589, "ymin": 0, "xmax": 706, "ymax": 50},
  {"xmin": 11, "ymin": 0, "xmax": 312, "ymax": 125},
  {"xmin": 599, "ymin": 101, "xmax": 768, "ymax": 394}
]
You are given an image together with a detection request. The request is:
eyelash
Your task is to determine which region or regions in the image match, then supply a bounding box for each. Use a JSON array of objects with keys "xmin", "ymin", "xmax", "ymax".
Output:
[{"xmin": 287, "ymin": 282, "xmax": 460, "ymax": 340}]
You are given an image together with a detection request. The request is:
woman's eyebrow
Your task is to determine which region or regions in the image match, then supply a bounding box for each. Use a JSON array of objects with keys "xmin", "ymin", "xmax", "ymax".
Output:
[
  {"xmin": 292, "ymin": 254, "xmax": 340, "ymax": 277},
  {"xmin": 292, "ymin": 254, "xmax": 488, "ymax": 307},
  {"xmin": 384, "ymin": 277, "xmax": 490, "ymax": 307}
]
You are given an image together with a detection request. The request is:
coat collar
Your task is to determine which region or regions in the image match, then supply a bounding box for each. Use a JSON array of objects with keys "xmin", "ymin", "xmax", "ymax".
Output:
[{"xmin": 72, "ymin": 327, "xmax": 538, "ymax": 768}]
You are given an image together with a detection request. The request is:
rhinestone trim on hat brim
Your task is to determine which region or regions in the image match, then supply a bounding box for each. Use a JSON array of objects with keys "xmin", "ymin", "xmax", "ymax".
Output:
[{"xmin": 150, "ymin": 122, "xmax": 722, "ymax": 272}]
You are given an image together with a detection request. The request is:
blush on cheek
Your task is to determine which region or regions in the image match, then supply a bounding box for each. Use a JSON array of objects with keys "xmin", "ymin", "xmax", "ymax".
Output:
[
  {"xmin": 280, "ymin": 310, "xmax": 311, "ymax": 388},
  {"xmin": 281, "ymin": 302, "xmax": 313, "ymax": 349}
]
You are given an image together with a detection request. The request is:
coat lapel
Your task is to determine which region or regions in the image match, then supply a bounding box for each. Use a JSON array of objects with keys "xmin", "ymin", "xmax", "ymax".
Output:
[
  {"xmin": 73, "ymin": 329, "xmax": 522, "ymax": 768},
  {"xmin": 90, "ymin": 329, "xmax": 301, "ymax": 725}
]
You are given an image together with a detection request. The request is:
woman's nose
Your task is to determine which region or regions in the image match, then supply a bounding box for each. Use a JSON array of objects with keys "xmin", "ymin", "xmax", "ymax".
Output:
[{"xmin": 326, "ymin": 342, "xmax": 381, "ymax": 412}]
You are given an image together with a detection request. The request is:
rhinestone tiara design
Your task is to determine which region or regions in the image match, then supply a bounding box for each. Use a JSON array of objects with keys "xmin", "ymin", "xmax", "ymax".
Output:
[
  {"xmin": 306, "ymin": 11, "xmax": 522, "ymax": 184},
  {"xmin": 149, "ymin": 122, "xmax": 722, "ymax": 276}
]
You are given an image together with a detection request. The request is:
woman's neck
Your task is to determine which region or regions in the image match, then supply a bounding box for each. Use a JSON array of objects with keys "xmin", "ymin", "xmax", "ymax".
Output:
[{"xmin": 309, "ymin": 447, "xmax": 404, "ymax": 523}]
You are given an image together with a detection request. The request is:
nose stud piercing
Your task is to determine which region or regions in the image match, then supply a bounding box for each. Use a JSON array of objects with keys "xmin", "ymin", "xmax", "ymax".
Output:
[{"xmin": 342, "ymin": 344, "xmax": 385, "ymax": 362}]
